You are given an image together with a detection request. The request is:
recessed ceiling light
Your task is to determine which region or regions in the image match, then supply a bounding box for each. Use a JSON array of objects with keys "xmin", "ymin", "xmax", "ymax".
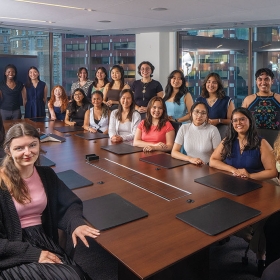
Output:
[
  {"xmin": 15, "ymin": 0, "xmax": 95, "ymax": 11},
  {"xmin": 151, "ymin": 7, "xmax": 168, "ymax": 11},
  {"xmin": 98, "ymin": 20, "xmax": 111, "ymax": 23},
  {"xmin": 0, "ymin": 16, "xmax": 54, "ymax": 23}
]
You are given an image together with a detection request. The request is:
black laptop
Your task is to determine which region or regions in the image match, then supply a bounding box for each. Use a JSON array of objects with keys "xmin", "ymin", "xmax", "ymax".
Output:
[
  {"xmin": 194, "ymin": 172, "xmax": 262, "ymax": 196},
  {"xmin": 83, "ymin": 193, "xmax": 148, "ymax": 231},
  {"xmin": 176, "ymin": 197, "xmax": 261, "ymax": 235},
  {"xmin": 140, "ymin": 153, "xmax": 189, "ymax": 169}
]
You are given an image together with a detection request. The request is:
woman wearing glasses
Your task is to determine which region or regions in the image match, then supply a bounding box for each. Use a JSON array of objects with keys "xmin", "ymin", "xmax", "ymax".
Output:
[
  {"xmin": 131, "ymin": 61, "xmax": 163, "ymax": 116},
  {"xmin": 64, "ymin": 88, "xmax": 91, "ymax": 126},
  {"xmin": 209, "ymin": 107, "xmax": 277, "ymax": 179},
  {"xmin": 171, "ymin": 101, "xmax": 221, "ymax": 164}
]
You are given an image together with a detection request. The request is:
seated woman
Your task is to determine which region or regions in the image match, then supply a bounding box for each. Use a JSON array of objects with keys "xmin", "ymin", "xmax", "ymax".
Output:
[
  {"xmin": 133, "ymin": 96, "xmax": 175, "ymax": 152},
  {"xmin": 209, "ymin": 107, "xmax": 277, "ymax": 180},
  {"xmin": 0, "ymin": 123, "xmax": 100, "ymax": 279},
  {"xmin": 65, "ymin": 88, "xmax": 92, "ymax": 126},
  {"xmin": 108, "ymin": 89, "xmax": 141, "ymax": 142},
  {"xmin": 171, "ymin": 101, "xmax": 221, "ymax": 165},
  {"xmin": 0, "ymin": 113, "xmax": 5, "ymax": 158},
  {"xmin": 83, "ymin": 90, "xmax": 110, "ymax": 134},
  {"xmin": 48, "ymin": 85, "xmax": 68, "ymax": 121},
  {"xmin": 164, "ymin": 70, "xmax": 193, "ymax": 123}
]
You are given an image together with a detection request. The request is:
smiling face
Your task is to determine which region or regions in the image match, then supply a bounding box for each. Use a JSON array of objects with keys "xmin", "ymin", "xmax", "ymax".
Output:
[
  {"xmin": 5, "ymin": 67, "xmax": 16, "ymax": 81},
  {"xmin": 92, "ymin": 93, "xmax": 103, "ymax": 107},
  {"xmin": 232, "ymin": 112, "xmax": 250, "ymax": 135},
  {"xmin": 78, "ymin": 69, "xmax": 88, "ymax": 81},
  {"xmin": 120, "ymin": 92, "xmax": 132, "ymax": 109},
  {"xmin": 96, "ymin": 69, "xmax": 106, "ymax": 80},
  {"xmin": 9, "ymin": 135, "xmax": 40, "ymax": 170},
  {"xmin": 150, "ymin": 100, "xmax": 164, "ymax": 120},
  {"xmin": 73, "ymin": 90, "xmax": 84, "ymax": 103},
  {"xmin": 140, "ymin": 63, "xmax": 152, "ymax": 79},
  {"xmin": 206, "ymin": 76, "xmax": 218, "ymax": 94},
  {"xmin": 111, "ymin": 68, "xmax": 122, "ymax": 81},
  {"xmin": 29, "ymin": 68, "xmax": 39, "ymax": 80},
  {"xmin": 191, "ymin": 103, "xmax": 208, "ymax": 126},
  {"xmin": 54, "ymin": 87, "xmax": 62, "ymax": 98},
  {"xmin": 170, "ymin": 72, "xmax": 183, "ymax": 89},
  {"xmin": 256, "ymin": 72, "xmax": 273, "ymax": 94}
]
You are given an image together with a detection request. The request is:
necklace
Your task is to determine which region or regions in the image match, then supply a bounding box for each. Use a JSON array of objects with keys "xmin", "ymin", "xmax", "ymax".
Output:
[
  {"xmin": 141, "ymin": 79, "xmax": 152, "ymax": 100},
  {"xmin": 207, "ymin": 98, "xmax": 218, "ymax": 106}
]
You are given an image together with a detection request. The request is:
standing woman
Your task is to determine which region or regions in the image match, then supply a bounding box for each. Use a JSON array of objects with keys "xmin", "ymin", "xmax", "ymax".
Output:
[
  {"xmin": 0, "ymin": 123, "xmax": 99, "ymax": 279},
  {"xmin": 83, "ymin": 90, "xmax": 110, "ymax": 134},
  {"xmin": 65, "ymin": 88, "xmax": 91, "ymax": 126},
  {"xmin": 133, "ymin": 96, "xmax": 175, "ymax": 152},
  {"xmin": 23, "ymin": 66, "xmax": 47, "ymax": 118},
  {"xmin": 70, "ymin": 67, "xmax": 93, "ymax": 96},
  {"xmin": 164, "ymin": 70, "xmax": 194, "ymax": 123},
  {"xmin": 0, "ymin": 64, "xmax": 24, "ymax": 120},
  {"xmin": 196, "ymin": 72, "xmax": 235, "ymax": 126},
  {"xmin": 109, "ymin": 89, "xmax": 141, "ymax": 142},
  {"xmin": 103, "ymin": 65, "xmax": 130, "ymax": 111},
  {"xmin": 131, "ymin": 61, "xmax": 163, "ymax": 115},
  {"xmin": 171, "ymin": 101, "xmax": 221, "ymax": 165},
  {"xmin": 86, "ymin": 67, "xmax": 109, "ymax": 99},
  {"xmin": 48, "ymin": 85, "xmax": 69, "ymax": 121}
]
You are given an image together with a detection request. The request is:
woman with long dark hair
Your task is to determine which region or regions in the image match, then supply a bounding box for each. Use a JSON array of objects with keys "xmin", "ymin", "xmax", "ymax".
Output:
[
  {"xmin": 108, "ymin": 89, "xmax": 140, "ymax": 142},
  {"xmin": 0, "ymin": 123, "xmax": 99, "ymax": 279},
  {"xmin": 196, "ymin": 72, "xmax": 234, "ymax": 126},
  {"xmin": 103, "ymin": 65, "xmax": 130, "ymax": 111},
  {"xmin": 65, "ymin": 88, "xmax": 91, "ymax": 126},
  {"xmin": 0, "ymin": 64, "xmax": 24, "ymax": 120},
  {"xmin": 164, "ymin": 70, "xmax": 193, "ymax": 123},
  {"xmin": 133, "ymin": 96, "xmax": 175, "ymax": 152},
  {"xmin": 86, "ymin": 67, "xmax": 109, "ymax": 99},
  {"xmin": 23, "ymin": 66, "xmax": 47, "ymax": 118},
  {"xmin": 171, "ymin": 101, "xmax": 220, "ymax": 165}
]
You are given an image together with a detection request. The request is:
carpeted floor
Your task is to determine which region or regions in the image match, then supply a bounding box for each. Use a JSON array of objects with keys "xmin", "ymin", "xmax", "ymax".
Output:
[{"xmin": 71, "ymin": 235, "xmax": 261, "ymax": 280}]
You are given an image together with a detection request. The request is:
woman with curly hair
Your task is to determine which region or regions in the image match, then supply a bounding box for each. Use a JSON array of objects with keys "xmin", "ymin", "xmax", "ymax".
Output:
[
  {"xmin": 196, "ymin": 72, "xmax": 235, "ymax": 126},
  {"xmin": 133, "ymin": 96, "xmax": 175, "ymax": 152},
  {"xmin": 48, "ymin": 85, "xmax": 68, "ymax": 121},
  {"xmin": 65, "ymin": 88, "xmax": 91, "ymax": 126}
]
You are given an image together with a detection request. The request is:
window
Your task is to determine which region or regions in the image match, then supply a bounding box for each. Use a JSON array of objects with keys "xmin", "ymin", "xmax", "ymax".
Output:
[
  {"xmin": 37, "ymin": 39, "xmax": 43, "ymax": 47},
  {"xmin": 113, "ymin": 42, "xmax": 135, "ymax": 50}
]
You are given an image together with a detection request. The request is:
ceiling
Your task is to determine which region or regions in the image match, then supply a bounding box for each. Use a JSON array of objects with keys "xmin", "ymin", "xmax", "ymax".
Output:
[{"xmin": 1, "ymin": 0, "xmax": 280, "ymax": 35}]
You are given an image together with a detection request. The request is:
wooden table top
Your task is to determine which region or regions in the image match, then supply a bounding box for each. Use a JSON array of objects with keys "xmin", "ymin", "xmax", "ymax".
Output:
[{"xmin": 4, "ymin": 119, "xmax": 280, "ymax": 279}]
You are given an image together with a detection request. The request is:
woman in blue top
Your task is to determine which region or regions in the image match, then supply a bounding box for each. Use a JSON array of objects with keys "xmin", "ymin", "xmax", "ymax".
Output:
[
  {"xmin": 196, "ymin": 72, "xmax": 235, "ymax": 126},
  {"xmin": 23, "ymin": 66, "xmax": 47, "ymax": 118},
  {"xmin": 164, "ymin": 70, "xmax": 193, "ymax": 123},
  {"xmin": 210, "ymin": 107, "xmax": 277, "ymax": 179}
]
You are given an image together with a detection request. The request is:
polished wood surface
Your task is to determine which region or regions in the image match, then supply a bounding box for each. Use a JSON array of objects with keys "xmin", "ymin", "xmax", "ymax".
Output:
[{"xmin": 3, "ymin": 119, "xmax": 280, "ymax": 279}]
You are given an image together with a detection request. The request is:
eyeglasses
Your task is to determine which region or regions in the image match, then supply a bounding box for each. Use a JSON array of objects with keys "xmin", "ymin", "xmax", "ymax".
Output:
[
  {"xmin": 232, "ymin": 117, "xmax": 248, "ymax": 123},
  {"xmin": 74, "ymin": 93, "xmax": 83, "ymax": 97},
  {"xmin": 193, "ymin": 110, "xmax": 207, "ymax": 116},
  {"xmin": 140, "ymin": 67, "xmax": 151, "ymax": 71}
]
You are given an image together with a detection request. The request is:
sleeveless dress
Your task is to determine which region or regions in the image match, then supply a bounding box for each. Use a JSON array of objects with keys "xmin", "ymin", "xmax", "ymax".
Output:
[
  {"xmin": 165, "ymin": 95, "xmax": 187, "ymax": 122},
  {"xmin": 54, "ymin": 106, "xmax": 66, "ymax": 121},
  {"xmin": 247, "ymin": 93, "xmax": 280, "ymax": 129},
  {"xmin": 106, "ymin": 89, "xmax": 121, "ymax": 111},
  {"xmin": 25, "ymin": 81, "xmax": 46, "ymax": 118}
]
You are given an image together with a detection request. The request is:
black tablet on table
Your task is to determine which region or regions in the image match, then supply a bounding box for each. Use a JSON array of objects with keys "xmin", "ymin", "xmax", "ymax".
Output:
[
  {"xmin": 140, "ymin": 153, "xmax": 189, "ymax": 169},
  {"xmin": 56, "ymin": 169, "xmax": 93, "ymax": 190},
  {"xmin": 194, "ymin": 172, "xmax": 262, "ymax": 196},
  {"xmin": 176, "ymin": 197, "xmax": 261, "ymax": 235},
  {"xmin": 83, "ymin": 193, "xmax": 148, "ymax": 231}
]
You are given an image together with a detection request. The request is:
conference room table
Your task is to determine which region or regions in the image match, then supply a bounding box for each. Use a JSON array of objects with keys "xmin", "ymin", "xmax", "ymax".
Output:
[{"xmin": 3, "ymin": 118, "xmax": 280, "ymax": 280}]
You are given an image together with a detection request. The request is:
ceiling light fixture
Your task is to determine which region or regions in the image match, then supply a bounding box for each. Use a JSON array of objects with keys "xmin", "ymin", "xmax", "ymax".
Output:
[
  {"xmin": 15, "ymin": 0, "xmax": 95, "ymax": 11},
  {"xmin": 151, "ymin": 7, "xmax": 168, "ymax": 11},
  {"xmin": 98, "ymin": 20, "xmax": 111, "ymax": 23},
  {"xmin": 0, "ymin": 16, "xmax": 54, "ymax": 23}
]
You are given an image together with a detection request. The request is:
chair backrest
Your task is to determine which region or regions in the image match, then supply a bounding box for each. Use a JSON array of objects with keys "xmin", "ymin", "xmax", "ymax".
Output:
[
  {"xmin": 257, "ymin": 128, "xmax": 280, "ymax": 147},
  {"xmin": 217, "ymin": 124, "xmax": 229, "ymax": 139},
  {"xmin": 170, "ymin": 120, "xmax": 182, "ymax": 137}
]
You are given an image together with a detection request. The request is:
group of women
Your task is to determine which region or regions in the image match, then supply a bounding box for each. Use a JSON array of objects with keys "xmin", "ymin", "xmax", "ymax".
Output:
[{"xmin": 1, "ymin": 61, "xmax": 280, "ymax": 279}]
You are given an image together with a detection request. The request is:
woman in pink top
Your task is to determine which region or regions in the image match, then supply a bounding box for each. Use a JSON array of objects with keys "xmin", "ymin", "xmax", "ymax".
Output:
[
  {"xmin": 133, "ymin": 96, "xmax": 175, "ymax": 152},
  {"xmin": 0, "ymin": 123, "xmax": 99, "ymax": 279}
]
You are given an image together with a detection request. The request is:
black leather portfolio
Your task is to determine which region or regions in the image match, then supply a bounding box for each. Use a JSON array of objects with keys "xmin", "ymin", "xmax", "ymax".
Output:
[
  {"xmin": 75, "ymin": 132, "xmax": 109, "ymax": 140},
  {"xmin": 101, "ymin": 143, "xmax": 143, "ymax": 155},
  {"xmin": 39, "ymin": 155, "xmax": 56, "ymax": 167},
  {"xmin": 54, "ymin": 126, "xmax": 84, "ymax": 133}
]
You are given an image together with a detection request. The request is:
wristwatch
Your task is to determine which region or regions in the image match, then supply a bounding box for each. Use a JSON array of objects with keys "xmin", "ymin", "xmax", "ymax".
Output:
[{"xmin": 218, "ymin": 119, "xmax": 221, "ymax": 124}]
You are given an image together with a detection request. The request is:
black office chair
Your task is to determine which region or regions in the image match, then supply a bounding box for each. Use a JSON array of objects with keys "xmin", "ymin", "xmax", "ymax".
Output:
[
  {"xmin": 257, "ymin": 128, "xmax": 280, "ymax": 147},
  {"xmin": 217, "ymin": 124, "xmax": 229, "ymax": 139},
  {"xmin": 170, "ymin": 120, "xmax": 182, "ymax": 137}
]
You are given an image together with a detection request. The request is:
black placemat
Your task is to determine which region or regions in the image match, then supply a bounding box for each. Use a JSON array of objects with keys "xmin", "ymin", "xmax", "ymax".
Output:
[
  {"xmin": 54, "ymin": 126, "xmax": 85, "ymax": 133},
  {"xmin": 83, "ymin": 193, "xmax": 148, "ymax": 231},
  {"xmin": 140, "ymin": 153, "xmax": 189, "ymax": 169},
  {"xmin": 56, "ymin": 169, "xmax": 93, "ymax": 190},
  {"xmin": 101, "ymin": 143, "xmax": 143, "ymax": 155},
  {"xmin": 194, "ymin": 172, "xmax": 262, "ymax": 196},
  {"xmin": 75, "ymin": 132, "xmax": 109, "ymax": 140},
  {"xmin": 39, "ymin": 155, "xmax": 56, "ymax": 167},
  {"xmin": 29, "ymin": 117, "xmax": 53, "ymax": 122},
  {"xmin": 176, "ymin": 197, "xmax": 261, "ymax": 235}
]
